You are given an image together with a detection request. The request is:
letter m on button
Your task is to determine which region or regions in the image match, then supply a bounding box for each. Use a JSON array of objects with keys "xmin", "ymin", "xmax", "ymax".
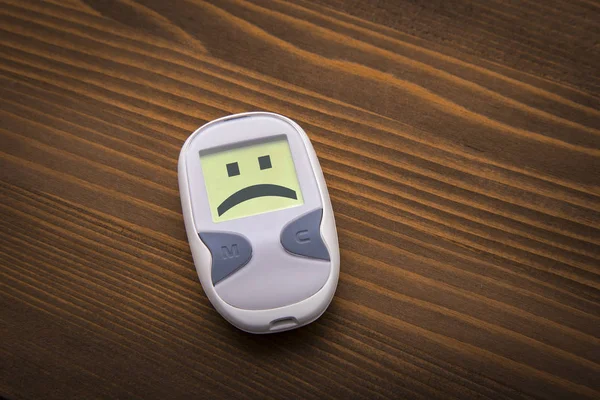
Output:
[{"xmin": 221, "ymin": 244, "xmax": 239, "ymax": 259}]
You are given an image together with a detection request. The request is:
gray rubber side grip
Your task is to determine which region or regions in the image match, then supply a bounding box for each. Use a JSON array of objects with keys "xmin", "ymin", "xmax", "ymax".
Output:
[
  {"xmin": 280, "ymin": 208, "xmax": 330, "ymax": 261},
  {"xmin": 198, "ymin": 232, "xmax": 253, "ymax": 285}
]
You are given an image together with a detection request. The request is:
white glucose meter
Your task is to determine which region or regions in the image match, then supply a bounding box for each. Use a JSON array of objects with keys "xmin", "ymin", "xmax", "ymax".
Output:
[{"xmin": 178, "ymin": 112, "xmax": 340, "ymax": 333}]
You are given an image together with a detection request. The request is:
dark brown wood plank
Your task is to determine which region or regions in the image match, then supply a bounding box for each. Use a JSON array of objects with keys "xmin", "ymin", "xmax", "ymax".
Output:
[{"xmin": 1, "ymin": 1, "xmax": 599, "ymax": 399}]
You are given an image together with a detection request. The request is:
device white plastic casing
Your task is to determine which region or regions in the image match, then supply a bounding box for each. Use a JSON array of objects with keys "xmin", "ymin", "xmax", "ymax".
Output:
[{"xmin": 178, "ymin": 112, "xmax": 339, "ymax": 334}]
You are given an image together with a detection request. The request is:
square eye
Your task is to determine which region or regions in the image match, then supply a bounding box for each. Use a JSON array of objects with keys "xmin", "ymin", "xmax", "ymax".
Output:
[
  {"xmin": 258, "ymin": 155, "xmax": 272, "ymax": 170},
  {"xmin": 226, "ymin": 162, "xmax": 240, "ymax": 177}
]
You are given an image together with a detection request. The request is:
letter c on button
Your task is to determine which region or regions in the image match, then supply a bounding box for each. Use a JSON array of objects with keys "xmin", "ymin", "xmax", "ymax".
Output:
[{"xmin": 295, "ymin": 230, "xmax": 311, "ymax": 244}]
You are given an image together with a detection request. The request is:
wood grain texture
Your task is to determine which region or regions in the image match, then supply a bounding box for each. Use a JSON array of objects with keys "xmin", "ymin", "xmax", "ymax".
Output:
[{"xmin": 1, "ymin": 0, "xmax": 599, "ymax": 399}]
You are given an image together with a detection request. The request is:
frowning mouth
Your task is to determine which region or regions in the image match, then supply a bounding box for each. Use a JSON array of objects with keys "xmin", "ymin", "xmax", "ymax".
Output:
[{"xmin": 217, "ymin": 184, "xmax": 297, "ymax": 216}]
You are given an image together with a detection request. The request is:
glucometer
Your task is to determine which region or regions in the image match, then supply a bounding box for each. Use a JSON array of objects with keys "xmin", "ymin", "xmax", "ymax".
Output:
[{"xmin": 178, "ymin": 112, "xmax": 340, "ymax": 333}]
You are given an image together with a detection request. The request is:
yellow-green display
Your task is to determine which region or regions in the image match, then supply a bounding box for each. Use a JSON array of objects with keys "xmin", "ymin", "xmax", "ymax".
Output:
[{"xmin": 200, "ymin": 137, "xmax": 304, "ymax": 222}]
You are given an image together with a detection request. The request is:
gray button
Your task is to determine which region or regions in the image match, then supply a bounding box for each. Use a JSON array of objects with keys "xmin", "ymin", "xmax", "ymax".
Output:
[
  {"xmin": 280, "ymin": 209, "xmax": 330, "ymax": 261},
  {"xmin": 198, "ymin": 232, "xmax": 252, "ymax": 285}
]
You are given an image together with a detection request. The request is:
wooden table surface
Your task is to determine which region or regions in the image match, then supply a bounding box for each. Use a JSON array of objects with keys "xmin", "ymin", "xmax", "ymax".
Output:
[{"xmin": 1, "ymin": 1, "xmax": 599, "ymax": 399}]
